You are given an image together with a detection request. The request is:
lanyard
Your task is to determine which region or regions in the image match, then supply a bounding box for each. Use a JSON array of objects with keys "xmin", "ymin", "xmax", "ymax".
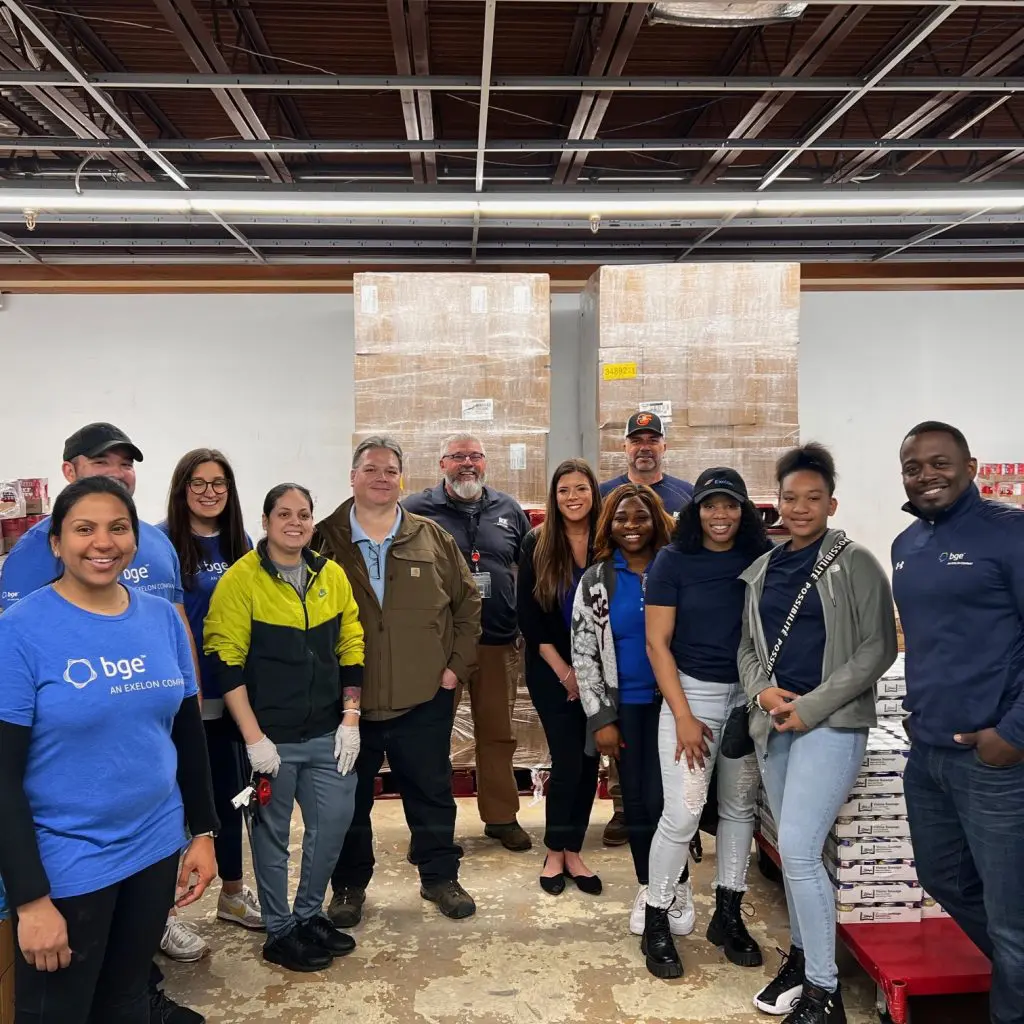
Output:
[{"xmin": 464, "ymin": 510, "xmax": 482, "ymax": 570}]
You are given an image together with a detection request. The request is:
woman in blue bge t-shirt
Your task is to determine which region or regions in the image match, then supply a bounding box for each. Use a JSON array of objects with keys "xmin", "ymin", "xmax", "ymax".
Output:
[
  {"xmin": 0, "ymin": 476, "xmax": 219, "ymax": 1024},
  {"xmin": 161, "ymin": 447, "xmax": 260, "ymax": 931}
]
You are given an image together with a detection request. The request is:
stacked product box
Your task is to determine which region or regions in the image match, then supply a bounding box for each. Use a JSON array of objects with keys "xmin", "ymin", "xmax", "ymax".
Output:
[
  {"xmin": 758, "ymin": 655, "xmax": 951, "ymax": 924},
  {"xmin": 579, "ymin": 263, "xmax": 800, "ymax": 502},
  {"xmin": 976, "ymin": 462, "xmax": 1024, "ymax": 509},
  {"xmin": 0, "ymin": 478, "xmax": 49, "ymax": 558},
  {"xmin": 353, "ymin": 272, "xmax": 551, "ymax": 505},
  {"xmin": 352, "ymin": 272, "xmax": 552, "ymax": 772}
]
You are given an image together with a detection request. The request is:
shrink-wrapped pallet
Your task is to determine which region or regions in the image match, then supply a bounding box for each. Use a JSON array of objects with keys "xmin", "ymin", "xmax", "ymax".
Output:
[{"xmin": 581, "ymin": 264, "xmax": 799, "ymax": 501}]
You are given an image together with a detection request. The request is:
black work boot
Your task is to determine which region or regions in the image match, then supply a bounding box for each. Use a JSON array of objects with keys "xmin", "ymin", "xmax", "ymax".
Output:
[
  {"xmin": 706, "ymin": 886, "xmax": 764, "ymax": 967},
  {"xmin": 782, "ymin": 982, "xmax": 846, "ymax": 1024},
  {"xmin": 326, "ymin": 886, "xmax": 366, "ymax": 928},
  {"xmin": 640, "ymin": 903, "xmax": 684, "ymax": 980}
]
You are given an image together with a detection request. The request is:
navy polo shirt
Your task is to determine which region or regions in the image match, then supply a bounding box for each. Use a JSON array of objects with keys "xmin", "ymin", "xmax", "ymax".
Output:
[
  {"xmin": 892, "ymin": 486, "xmax": 1024, "ymax": 749},
  {"xmin": 599, "ymin": 474, "xmax": 694, "ymax": 517}
]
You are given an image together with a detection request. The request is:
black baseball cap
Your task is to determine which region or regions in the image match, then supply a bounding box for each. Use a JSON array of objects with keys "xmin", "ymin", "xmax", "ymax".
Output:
[
  {"xmin": 62, "ymin": 422, "xmax": 144, "ymax": 463},
  {"xmin": 692, "ymin": 467, "xmax": 748, "ymax": 506},
  {"xmin": 624, "ymin": 411, "xmax": 666, "ymax": 438}
]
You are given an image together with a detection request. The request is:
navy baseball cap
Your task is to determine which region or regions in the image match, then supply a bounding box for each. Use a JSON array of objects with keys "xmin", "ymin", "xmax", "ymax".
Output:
[
  {"xmin": 624, "ymin": 411, "xmax": 666, "ymax": 438},
  {"xmin": 691, "ymin": 467, "xmax": 748, "ymax": 506}
]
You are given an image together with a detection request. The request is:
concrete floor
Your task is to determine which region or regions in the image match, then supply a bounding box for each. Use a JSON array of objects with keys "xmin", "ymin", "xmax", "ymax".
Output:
[{"xmin": 165, "ymin": 798, "xmax": 880, "ymax": 1024}]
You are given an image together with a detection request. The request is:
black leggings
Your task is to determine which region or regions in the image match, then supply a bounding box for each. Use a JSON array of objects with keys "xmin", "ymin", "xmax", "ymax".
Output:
[
  {"xmin": 14, "ymin": 853, "xmax": 179, "ymax": 1024},
  {"xmin": 204, "ymin": 716, "xmax": 248, "ymax": 883}
]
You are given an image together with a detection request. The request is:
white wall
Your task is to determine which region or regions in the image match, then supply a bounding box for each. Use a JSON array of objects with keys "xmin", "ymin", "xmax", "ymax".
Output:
[{"xmin": 3, "ymin": 287, "xmax": 1023, "ymax": 564}]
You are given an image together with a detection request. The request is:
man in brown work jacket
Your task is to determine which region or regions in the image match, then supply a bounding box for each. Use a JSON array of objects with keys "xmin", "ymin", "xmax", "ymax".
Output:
[{"xmin": 314, "ymin": 435, "xmax": 482, "ymax": 924}]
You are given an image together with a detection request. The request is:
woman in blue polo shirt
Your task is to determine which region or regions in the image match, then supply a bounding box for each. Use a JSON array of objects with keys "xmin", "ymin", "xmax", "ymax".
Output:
[
  {"xmin": 162, "ymin": 447, "xmax": 259, "ymax": 931},
  {"xmin": 0, "ymin": 476, "xmax": 218, "ymax": 1024},
  {"xmin": 571, "ymin": 483, "xmax": 677, "ymax": 931},
  {"xmin": 643, "ymin": 468, "xmax": 772, "ymax": 981}
]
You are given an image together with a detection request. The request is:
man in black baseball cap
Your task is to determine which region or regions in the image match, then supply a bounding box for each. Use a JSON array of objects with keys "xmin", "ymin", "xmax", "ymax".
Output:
[
  {"xmin": 599, "ymin": 412, "xmax": 694, "ymax": 521},
  {"xmin": 598, "ymin": 410, "xmax": 695, "ymax": 847},
  {"xmin": 62, "ymin": 421, "xmax": 145, "ymax": 466}
]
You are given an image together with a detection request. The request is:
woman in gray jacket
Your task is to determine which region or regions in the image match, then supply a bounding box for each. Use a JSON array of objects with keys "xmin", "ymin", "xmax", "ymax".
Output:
[{"xmin": 738, "ymin": 444, "xmax": 897, "ymax": 1024}]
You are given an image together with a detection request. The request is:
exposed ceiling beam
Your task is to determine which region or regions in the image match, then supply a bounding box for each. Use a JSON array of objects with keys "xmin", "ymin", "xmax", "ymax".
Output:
[
  {"xmin": 407, "ymin": 0, "xmax": 437, "ymax": 185},
  {"xmin": 151, "ymin": 0, "xmax": 290, "ymax": 184},
  {"xmin": 829, "ymin": 24, "xmax": 1024, "ymax": 182},
  {"xmin": 471, "ymin": 0, "xmax": 497, "ymax": 262},
  {"xmin": 757, "ymin": 3, "xmax": 963, "ymax": 189},
  {"xmin": 230, "ymin": 0, "xmax": 313, "ymax": 149},
  {"xmin": 7, "ymin": 135, "xmax": 1024, "ymax": 154},
  {"xmin": 5, "ymin": 71, "xmax": 1024, "ymax": 93},
  {"xmin": 0, "ymin": 227, "xmax": 39, "ymax": 261},
  {"xmin": 961, "ymin": 146, "xmax": 1024, "ymax": 182},
  {"xmin": 0, "ymin": 1, "xmax": 174, "ymax": 184},
  {"xmin": 691, "ymin": 5, "xmax": 870, "ymax": 185},
  {"xmin": 556, "ymin": 2, "xmax": 647, "ymax": 185},
  {"xmin": 48, "ymin": 1, "xmax": 181, "ymax": 139},
  {"xmin": 387, "ymin": 0, "xmax": 426, "ymax": 184},
  {"xmin": 872, "ymin": 206, "xmax": 1001, "ymax": 260}
]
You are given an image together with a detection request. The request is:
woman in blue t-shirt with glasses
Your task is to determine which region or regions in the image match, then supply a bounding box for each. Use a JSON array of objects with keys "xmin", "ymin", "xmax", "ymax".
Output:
[
  {"xmin": 0, "ymin": 475, "xmax": 218, "ymax": 1024},
  {"xmin": 642, "ymin": 468, "xmax": 772, "ymax": 981},
  {"xmin": 161, "ymin": 447, "xmax": 260, "ymax": 931}
]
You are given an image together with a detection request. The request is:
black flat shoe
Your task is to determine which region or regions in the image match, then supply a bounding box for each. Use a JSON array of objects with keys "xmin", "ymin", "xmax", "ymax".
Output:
[
  {"xmin": 564, "ymin": 868, "xmax": 602, "ymax": 896},
  {"xmin": 539, "ymin": 855, "xmax": 566, "ymax": 895}
]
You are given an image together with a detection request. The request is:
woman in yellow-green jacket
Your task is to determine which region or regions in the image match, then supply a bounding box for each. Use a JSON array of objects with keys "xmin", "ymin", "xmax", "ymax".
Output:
[{"xmin": 204, "ymin": 483, "xmax": 365, "ymax": 974}]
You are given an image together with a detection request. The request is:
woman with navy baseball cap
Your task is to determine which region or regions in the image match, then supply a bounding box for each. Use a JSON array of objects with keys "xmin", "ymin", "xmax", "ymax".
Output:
[{"xmin": 642, "ymin": 467, "xmax": 772, "ymax": 980}]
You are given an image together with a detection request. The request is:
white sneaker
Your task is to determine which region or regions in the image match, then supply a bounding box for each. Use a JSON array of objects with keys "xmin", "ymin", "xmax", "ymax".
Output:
[
  {"xmin": 629, "ymin": 884, "xmax": 649, "ymax": 935},
  {"xmin": 668, "ymin": 879, "xmax": 696, "ymax": 937},
  {"xmin": 160, "ymin": 917, "xmax": 209, "ymax": 963},
  {"xmin": 217, "ymin": 886, "xmax": 264, "ymax": 930}
]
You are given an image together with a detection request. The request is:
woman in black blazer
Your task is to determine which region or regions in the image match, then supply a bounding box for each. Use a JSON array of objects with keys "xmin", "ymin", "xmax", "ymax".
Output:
[{"xmin": 518, "ymin": 458, "xmax": 600, "ymax": 896}]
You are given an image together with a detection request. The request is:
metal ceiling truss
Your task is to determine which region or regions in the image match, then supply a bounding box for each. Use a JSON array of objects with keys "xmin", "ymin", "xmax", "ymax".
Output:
[{"xmin": 387, "ymin": 0, "xmax": 432, "ymax": 185}]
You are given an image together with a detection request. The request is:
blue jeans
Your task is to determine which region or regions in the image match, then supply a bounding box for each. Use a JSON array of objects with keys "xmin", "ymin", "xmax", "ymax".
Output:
[
  {"xmin": 904, "ymin": 740, "xmax": 1024, "ymax": 1024},
  {"xmin": 761, "ymin": 725, "xmax": 868, "ymax": 991},
  {"xmin": 250, "ymin": 732, "xmax": 356, "ymax": 938}
]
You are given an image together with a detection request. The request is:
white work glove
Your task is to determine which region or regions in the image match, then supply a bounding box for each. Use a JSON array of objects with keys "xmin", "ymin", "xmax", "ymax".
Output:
[
  {"xmin": 334, "ymin": 723, "xmax": 360, "ymax": 776},
  {"xmin": 246, "ymin": 734, "xmax": 281, "ymax": 777}
]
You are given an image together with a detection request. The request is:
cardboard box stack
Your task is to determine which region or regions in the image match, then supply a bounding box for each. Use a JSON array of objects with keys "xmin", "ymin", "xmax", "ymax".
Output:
[
  {"xmin": 977, "ymin": 463, "xmax": 1024, "ymax": 508},
  {"xmin": 1, "ymin": 479, "xmax": 49, "ymax": 570},
  {"xmin": 353, "ymin": 272, "xmax": 552, "ymax": 772},
  {"xmin": 579, "ymin": 264, "xmax": 800, "ymax": 502},
  {"xmin": 353, "ymin": 272, "xmax": 551, "ymax": 505},
  {"xmin": 757, "ymin": 654, "xmax": 950, "ymax": 925}
]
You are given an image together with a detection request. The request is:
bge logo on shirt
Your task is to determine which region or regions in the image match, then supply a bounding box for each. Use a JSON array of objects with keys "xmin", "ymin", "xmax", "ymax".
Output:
[{"xmin": 64, "ymin": 654, "xmax": 148, "ymax": 689}]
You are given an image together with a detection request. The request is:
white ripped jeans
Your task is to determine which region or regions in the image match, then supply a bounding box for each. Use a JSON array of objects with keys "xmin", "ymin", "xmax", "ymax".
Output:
[{"xmin": 647, "ymin": 675, "xmax": 760, "ymax": 909}]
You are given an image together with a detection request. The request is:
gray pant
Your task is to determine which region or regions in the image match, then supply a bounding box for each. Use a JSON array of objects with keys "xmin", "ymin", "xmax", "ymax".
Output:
[
  {"xmin": 648, "ymin": 676, "xmax": 760, "ymax": 909},
  {"xmin": 250, "ymin": 732, "xmax": 356, "ymax": 938}
]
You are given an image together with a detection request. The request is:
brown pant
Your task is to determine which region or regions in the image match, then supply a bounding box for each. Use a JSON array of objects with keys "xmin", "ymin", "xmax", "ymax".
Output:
[{"xmin": 456, "ymin": 643, "xmax": 521, "ymax": 824}]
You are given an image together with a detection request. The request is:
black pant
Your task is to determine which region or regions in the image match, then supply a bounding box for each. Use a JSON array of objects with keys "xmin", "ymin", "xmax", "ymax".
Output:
[
  {"xmin": 331, "ymin": 687, "xmax": 461, "ymax": 891},
  {"xmin": 14, "ymin": 853, "xmax": 179, "ymax": 1024},
  {"xmin": 204, "ymin": 716, "xmax": 247, "ymax": 883},
  {"xmin": 527, "ymin": 670, "xmax": 599, "ymax": 853},
  {"xmin": 617, "ymin": 701, "xmax": 663, "ymax": 885}
]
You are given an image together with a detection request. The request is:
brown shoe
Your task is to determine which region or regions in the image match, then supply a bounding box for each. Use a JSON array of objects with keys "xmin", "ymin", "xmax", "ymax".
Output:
[
  {"xmin": 602, "ymin": 811, "xmax": 628, "ymax": 847},
  {"xmin": 483, "ymin": 821, "xmax": 533, "ymax": 852}
]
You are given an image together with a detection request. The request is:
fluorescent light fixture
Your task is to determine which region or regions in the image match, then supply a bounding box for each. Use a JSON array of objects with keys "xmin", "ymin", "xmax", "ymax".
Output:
[
  {"xmin": 0, "ymin": 188, "xmax": 1022, "ymax": 219},
  {"xmin": 649, "ymin": 2, "xmax": 807, "ymax": 28}
]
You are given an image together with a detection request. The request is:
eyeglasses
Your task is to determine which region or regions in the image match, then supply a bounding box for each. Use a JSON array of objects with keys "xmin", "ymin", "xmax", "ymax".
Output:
[
  {"xmin": 443, "ymin": 452, "xmax": 486, "ymax": 464},
  {"xmin": 188, "ymin": 477, "xmax": 229, "ymax": 495}
]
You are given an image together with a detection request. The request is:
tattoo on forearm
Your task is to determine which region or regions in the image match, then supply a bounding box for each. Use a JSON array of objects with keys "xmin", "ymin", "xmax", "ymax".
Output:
[{"xmin": 343, "ymin": 686, "xmax": 362, "ymax": 709}]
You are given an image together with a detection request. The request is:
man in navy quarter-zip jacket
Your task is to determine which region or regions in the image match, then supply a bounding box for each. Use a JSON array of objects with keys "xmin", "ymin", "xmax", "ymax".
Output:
[{"xmin": 892, "ymin": 420, "xmax": 1024, "ymax": 1024}]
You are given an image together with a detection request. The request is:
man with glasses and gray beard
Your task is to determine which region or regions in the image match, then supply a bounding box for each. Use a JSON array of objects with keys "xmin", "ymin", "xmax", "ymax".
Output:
[
  {"xmin": 404, "ymin": 434, "xmax": 533, "ymax": 852},
  {"xmin": 313, "ymin": 436, "xmax": 481, "ymax": 925}
]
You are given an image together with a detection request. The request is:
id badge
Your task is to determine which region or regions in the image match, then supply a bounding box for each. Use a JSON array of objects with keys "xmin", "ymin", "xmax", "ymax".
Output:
[{"xmin": 472, "ymin": 571, "xmax": 492, "ymax": 599}]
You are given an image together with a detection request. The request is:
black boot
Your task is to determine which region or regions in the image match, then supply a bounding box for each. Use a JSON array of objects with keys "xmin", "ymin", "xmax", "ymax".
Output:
[
  {"xmin": 640, "ymin": 903, "xmax": 684, "ymax": 980},
  {"xmin": 706, "ymin": 887, "xmax": 763, "ymax": 967},
  {"xmin": 782, "ymin": 982, "xmax": 846, "ymax": 1024}
]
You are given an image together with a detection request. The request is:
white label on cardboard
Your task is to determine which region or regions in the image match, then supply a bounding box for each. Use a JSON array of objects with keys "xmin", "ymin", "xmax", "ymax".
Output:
[
  {"xmin": 360, "ymin": 285, "xmax": 378, "ymax": 314},
  {"xmin": 462, "ymin": 398, "xmax": 494, "ymax": 421},
  {"xmin": 512, "ymin": 285, "xmax": 531, "ymax": 314},
  {"xmin": 509, "ymin": 443, "xmax": 527, "ymax": 471},
  {"xmin": 639, "ymin": 400, "xmax": 673, "ymax": 422},
  {"xmin": 470, "ymin": 286, "xmax": 488, "ymax": 315}
]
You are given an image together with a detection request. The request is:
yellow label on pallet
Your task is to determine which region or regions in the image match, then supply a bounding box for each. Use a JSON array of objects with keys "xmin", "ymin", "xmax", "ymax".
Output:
[{"xmin": 602, "ymin": 362, "xmax": 638, "ymax": 381}]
